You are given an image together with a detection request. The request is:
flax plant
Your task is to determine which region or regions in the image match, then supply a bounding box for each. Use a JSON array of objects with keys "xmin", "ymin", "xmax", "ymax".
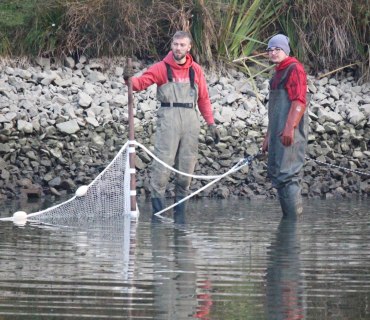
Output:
[
  {"xmin": 216, "ymin": 0, "xmax": 283, "ymax": 62},
  {"xmin": 210, "ymin": 0, "xmax": 283, "ymax": 97}
]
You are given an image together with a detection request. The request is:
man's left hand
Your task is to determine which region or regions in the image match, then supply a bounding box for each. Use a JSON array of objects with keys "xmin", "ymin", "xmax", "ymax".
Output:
[{"xmin": 209, "ymin": 124, "xmax": 220, "ymax": 144}]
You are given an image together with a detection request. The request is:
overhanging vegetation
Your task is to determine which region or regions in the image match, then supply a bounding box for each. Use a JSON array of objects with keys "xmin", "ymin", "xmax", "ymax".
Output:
[{"xmin": 0, "ymin": 0, "xmax": 368, "ymax": 81}]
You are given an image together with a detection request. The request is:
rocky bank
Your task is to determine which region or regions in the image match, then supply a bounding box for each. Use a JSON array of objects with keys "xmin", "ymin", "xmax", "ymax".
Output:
[{"xmin": 0, "ymin": 56, "xmax": 369, "ymax": 201}]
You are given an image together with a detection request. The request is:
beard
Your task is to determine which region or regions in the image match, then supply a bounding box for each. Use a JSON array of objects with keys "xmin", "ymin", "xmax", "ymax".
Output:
[{"xmin": 173, "ymin": 52, "xmax": 187, "ymax": 61}]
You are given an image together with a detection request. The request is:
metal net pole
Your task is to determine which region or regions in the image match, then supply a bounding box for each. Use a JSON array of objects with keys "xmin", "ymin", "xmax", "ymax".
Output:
[{"xmin": 127, "ymin": 58, "xmax": 137, "ymax": 216}]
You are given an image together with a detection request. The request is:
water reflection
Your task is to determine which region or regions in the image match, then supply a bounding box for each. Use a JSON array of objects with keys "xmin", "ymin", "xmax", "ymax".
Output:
[
  {"xmin": 149, "ymin": 217, "xmax": 215, "ymax": 319},
  {"xmin": 266, "ymin": 218, "xmax": 305, "ymax": 320},
  {"xmin": 150, "ymin": 223, "xmax": 204, "ymax": 319},
  {"xmin": 0, "ymin": 212, "xmax": 138, "ymax": 319},
  {"xmin": 1, "ymin": 198, "xmax": 370, "ymax": 319}
]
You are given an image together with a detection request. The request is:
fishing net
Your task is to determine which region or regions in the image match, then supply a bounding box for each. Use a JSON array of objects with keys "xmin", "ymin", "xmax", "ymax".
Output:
[
  {"xmin": 0, "ymin": 142, "xmax": 133, "ymax": 226},
  {"xmin": 0, "ymin": 136, "xmax": 257, "ymax": 226}
]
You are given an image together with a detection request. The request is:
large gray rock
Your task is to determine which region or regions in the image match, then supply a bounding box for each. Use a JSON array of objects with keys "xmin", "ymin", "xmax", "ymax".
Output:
[
  {"xmin": 56, "ymin": 119, "xmax": 80, "ymax": 134},
  {"xmin": 348, "ymin": 110, "xmax": 366, "ymax": 126},
  {"xmin": 317, "ymin": 107, "xmax": 343, "ymax": 123},
  {"xmin": 17, "ymin": 120, "xmax": 33, "ymax": 133},
  {"xmin": 78, "ymin": 91, "xmax": 92, "ymax": 107}
]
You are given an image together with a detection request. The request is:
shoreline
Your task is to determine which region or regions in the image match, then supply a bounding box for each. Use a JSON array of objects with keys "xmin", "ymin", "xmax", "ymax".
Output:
[{"xmin": 0, "ymin": 56, "xmax": 369, "ymax": 201}]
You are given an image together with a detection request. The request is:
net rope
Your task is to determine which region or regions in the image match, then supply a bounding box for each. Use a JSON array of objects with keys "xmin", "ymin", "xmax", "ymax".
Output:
[
  {"xmin": 132, "ymin": 141, "xmax": 232, "ymax": 180},
  {"xmin": 305, "ymin": 156, "xmax": 370, "ymax": 177}
]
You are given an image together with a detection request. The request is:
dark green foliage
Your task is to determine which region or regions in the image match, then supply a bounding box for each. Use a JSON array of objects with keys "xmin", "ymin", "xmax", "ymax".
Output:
[{"xmin": 0, "ymin": 0, "xmax": 368, "ymax": 80}]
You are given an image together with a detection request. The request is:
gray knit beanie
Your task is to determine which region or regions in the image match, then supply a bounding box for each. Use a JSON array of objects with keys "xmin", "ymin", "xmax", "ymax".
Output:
[{"xmin": 267, "ymin": 34, "xmax": 290, "ymax": 55}]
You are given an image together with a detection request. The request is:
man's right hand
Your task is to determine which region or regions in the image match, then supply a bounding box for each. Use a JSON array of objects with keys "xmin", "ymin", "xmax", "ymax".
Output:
[{"xmin": 123, "ymin": 65, "xmax": 134, "ymax": 80}]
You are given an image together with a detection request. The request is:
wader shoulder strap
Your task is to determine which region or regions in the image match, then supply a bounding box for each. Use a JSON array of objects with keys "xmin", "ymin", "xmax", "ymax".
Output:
[
  {"xmin": 270, "ymin": 63, "xmax": 297, "ymax": 89},
  {"xmin": 165, "ymin": 62, "xmax": 195, "ymax": 89},
  {"xmin": 165, "ymin": 63, "xmax": 173, "ymax": 82},
  {"xmin": 281, "ymin": 63, "xmax": 297, "ymax": 85},
  {"xmin": 189, "ymin": 66, "xmax": 195, "ymax": 89}
]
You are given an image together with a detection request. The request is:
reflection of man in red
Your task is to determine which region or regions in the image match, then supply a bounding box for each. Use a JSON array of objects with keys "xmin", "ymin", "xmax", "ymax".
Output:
[
  {"xmin": 193, "ymin": 279, "xmax": 213, "ymax": 319},
  {"xmin": 281, "ymin": 280, "xmax": 305, "ymax": 320}
]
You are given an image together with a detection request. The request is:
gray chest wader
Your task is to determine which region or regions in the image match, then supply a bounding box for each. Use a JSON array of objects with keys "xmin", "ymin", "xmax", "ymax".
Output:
[
  {"xmin": 268, "ymin": 64, "xmax": 308, "ymax": 218},
  {"xmin": 151, "ymin": 63, "xmax": 200, "ymax": 223}
]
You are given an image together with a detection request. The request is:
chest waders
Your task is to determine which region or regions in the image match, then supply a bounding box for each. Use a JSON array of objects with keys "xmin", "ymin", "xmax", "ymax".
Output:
[
  {"xmin": 268, "ymin": 64, "xmax": 308, "ymax": 219},
  {"xmin": 151, "ymin": 63, "xmax": 200, "ymax": 223}
]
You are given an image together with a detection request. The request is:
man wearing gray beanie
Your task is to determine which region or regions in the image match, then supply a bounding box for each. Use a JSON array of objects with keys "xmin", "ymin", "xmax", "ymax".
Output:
[{"xmin": 262, "ymin": 34, "xmax": 308, "ymax": 219}]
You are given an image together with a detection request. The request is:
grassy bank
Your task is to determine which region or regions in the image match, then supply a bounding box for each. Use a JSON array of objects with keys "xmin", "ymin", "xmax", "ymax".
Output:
[
  {"xmin": 0, "ymin": 0, "xmax": 369, "ymax": 81},
  {"xmin": 0, "ymin": 0, "xmax": 37, "ymax": 55},
  {"xmin": 0, "ymin": 0, "xmax": 35, "ymax": 28}
]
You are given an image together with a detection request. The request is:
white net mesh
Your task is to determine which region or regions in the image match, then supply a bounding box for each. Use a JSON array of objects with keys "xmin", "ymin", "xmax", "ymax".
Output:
[
  {"xmin": 0, "ymin": 139, "xmax": 255, "ymax": 226},
  {"xmin": 9, "ymin": 142, "xmax": 132, "ymax": 225}
]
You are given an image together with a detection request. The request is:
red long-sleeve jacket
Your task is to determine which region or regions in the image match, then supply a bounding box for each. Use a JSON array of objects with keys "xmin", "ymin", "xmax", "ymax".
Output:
[
  {"xmin": 131, "ymin": 52, "xmax": 215, "ymax": 125},
  {"xmin": 271, "ymin": 56, "xmax": 307, "ymax": 106}
]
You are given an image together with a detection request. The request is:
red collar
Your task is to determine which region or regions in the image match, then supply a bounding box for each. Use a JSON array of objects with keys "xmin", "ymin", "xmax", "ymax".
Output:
[{"xmin": 275, "ymin": 56, "xmax": 299, "ymax": 71}]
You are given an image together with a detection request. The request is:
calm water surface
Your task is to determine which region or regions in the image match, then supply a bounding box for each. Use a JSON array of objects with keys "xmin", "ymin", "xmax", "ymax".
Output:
[{"xmin": 0, "ymin": 197, "xmax": 369, "ymax": 319}]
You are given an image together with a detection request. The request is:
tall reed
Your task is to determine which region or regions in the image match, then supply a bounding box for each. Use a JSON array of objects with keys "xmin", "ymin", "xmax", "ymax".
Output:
[{"xmin": 278, "ymin": 0, "xmax": 369, "ymax": 80}]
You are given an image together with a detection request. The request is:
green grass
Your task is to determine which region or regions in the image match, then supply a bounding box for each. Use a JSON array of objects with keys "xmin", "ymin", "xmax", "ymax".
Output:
[
  {"xmin": 0, "ymin": 0, "xmax": 38, "ymax": 29},
  {"xmin": 0, "ymin": 0, "xmax": 63, "ymax": 55}
]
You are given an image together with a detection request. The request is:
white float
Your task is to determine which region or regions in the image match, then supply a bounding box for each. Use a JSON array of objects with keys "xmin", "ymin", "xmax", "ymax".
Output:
[
  {"xmin": 13, "ymin": 211, "xmax": 28, "ymax": 226},
  {"xmin": 75, "ymin": 185, "xmax": 89, "ymax": 197}
]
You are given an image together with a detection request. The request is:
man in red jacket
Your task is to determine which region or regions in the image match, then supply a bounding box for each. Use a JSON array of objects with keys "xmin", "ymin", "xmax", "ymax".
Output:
[
  {"xmin": 262, "ymin": 34, "xmax": 308, "ymax": 219},
  {"xmin": 124, "ymin": 31, "xmax": 220, "ymax": 223}
]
